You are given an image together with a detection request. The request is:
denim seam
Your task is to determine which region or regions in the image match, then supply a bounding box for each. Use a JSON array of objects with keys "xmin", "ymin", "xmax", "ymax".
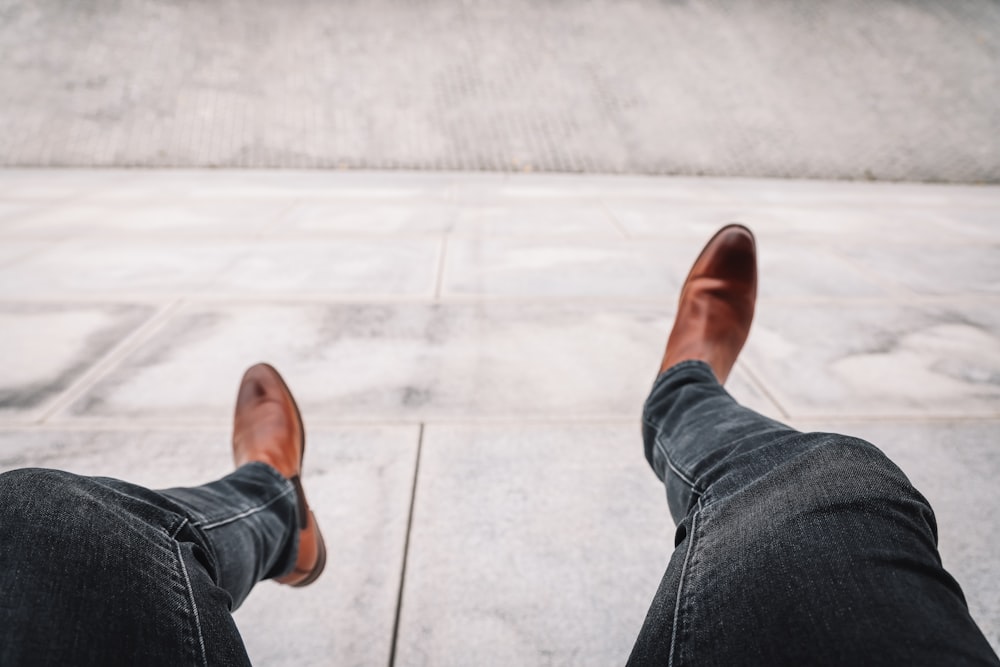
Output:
[
  {"xmin": 168, "ymin": 517, "xmax": 189, "ymax": 540},
  {"xmin": 647, "ymin": 429, "xmax": 702, "ymax": 497},
  {"xmin": 644, "ymin": 358, "xmax": 715, "ymax": 494},
  {"xmin": 193, "ymin": 484, "xmax": 295, "ymax": 531},
  {"xmin": 662, "ymin": 448, "xmax": 699, "ymax": 494},
  {"xmin": 669, "ymin": 497, "xmax": 701, "ymax": 667},
  {"xmin": 174, "ymin": 540, "xmax": 208, "ymax": 667}
]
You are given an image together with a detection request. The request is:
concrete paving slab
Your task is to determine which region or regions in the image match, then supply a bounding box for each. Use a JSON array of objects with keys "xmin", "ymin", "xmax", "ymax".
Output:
[
  {"xmin": 1, "ymin": 198, "xmax": 294, "ymax": 239},
  {"xmin": 0, "ymin": 241, "xmax": 45, "ymax": 269},
  {"xmin": 602, "ymin": 200, "xmax": 773, "ymax": 239},
  {"xmin": 629, "ymin": 177, "xmax": 1000, "ymax": 208},
  {"xmin": 70, "ymin": 175, "xmax": 448, "ymax": 203},
  {"xmin": 442, "ymin": 239, "xmax": 683, "ymax": 299},
  {"xmin": 445, "ymin": 235, "xmax": 894, "ymax": 301},
  {"xmin": 837, "ymin": 243, "xmax": 1000, "ymax": 297},
  {"xmin": 0, "ymin": 201, "xmax": 53, "ymax": 226},
  {"xmin": 451, "ymin": 202, "xmax": 622, "ymax": 238},
  {"xmin": 55, "ymin": 301, "xmax": 779, "ymax": 424},
  {"xmin": 927, "ymin": 207, "xmax": 1000, "ymax": 242},
  {"xmin": 395, "ymin": 423, "xmax": 671, "ymax": 667},
  {"xmin": 745, "ymin": 303, "xmax": 1000, "ymax": 418},
  {"xmin": 0, "ymin": 169, "xmax": 133, "ymax": 199},
  {"xmin": 0, "ymin": 238, "xmax": 440, "ymax": 298},
  {"xmin": 0, "ymin": 303, "xmax": 155, "ymax": 419},
  {"xmin": 756, "ymin": 240, "xmax": 891, "ymax": 299},
  {"xmin": 212, "ymin": 240, "xmax": 440, "ymax": 297},
  {"xmin": 0, "ymin": 425, "xmax": 419, "ymax": 667},
  {"xmin": 0, "ymin": 240, "xmax": 242, "ymax": 297},
  {"xmin": 794, "ymin": 420, "xmax": 1000, "ymax": 656},
  {"xmin": 454, "ymin": 175, "xmax": 728, "ymax": 204},
  {"xmin": 397, "ymin": 418, "xmax": 1000, "ymax": 664},
  {"xmin": 603, "ymin": 199, "xmax": 963, "ymax": 243},
  {"xmin": 395, "ymin": 419, "xmax": 1000, "ymax": 665},
  {"xmin": 284, "ymin": 200, "xmax": 457, "ymax": 235}
]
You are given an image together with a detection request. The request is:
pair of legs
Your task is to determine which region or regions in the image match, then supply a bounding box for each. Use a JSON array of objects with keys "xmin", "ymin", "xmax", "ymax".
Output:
[{"xmin": 2, "ymin": 227, "xmax": 997, "ymax": 665}]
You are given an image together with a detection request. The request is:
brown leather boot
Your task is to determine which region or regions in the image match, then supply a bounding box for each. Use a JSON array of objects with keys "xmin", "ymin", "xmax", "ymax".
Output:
[
  {"xmin": 233, "ymin": 363, "xmax": 326, "ymax": 587},
  {"xmin": 659, "ymin": 224, "xmax": 757, "ymax": 384}
]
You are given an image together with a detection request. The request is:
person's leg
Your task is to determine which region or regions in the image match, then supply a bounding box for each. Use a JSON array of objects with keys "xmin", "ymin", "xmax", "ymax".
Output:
[
  {"xmin": 0, "ymin": 463, "xmax": 295, "ymax": 666},
  {"xmin": 0, "ymin": 363, "xmax": 325, "ymax": 667},
  {"xmin": 628, "ymin": 226, "xmax": 999, "ymax": 666},
  {"xmin": 630, "ymin": 361, "xmax": 999, "ymax": 666}
]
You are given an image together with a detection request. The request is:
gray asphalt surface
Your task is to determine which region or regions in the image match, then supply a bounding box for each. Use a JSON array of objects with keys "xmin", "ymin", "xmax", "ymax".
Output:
[{"xmin": 1, "ymin": 0, "xmax": 999, "ymax": 181}]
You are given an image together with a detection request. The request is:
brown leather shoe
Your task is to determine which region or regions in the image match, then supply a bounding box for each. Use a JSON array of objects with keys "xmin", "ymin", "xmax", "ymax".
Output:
[
  {"xmin": 659, "ymin": 224, "xmax": 757, "ymax": 384},
  {"xmin": 233, "ymin": 363, "xmax": 326, "ymax": 587}
]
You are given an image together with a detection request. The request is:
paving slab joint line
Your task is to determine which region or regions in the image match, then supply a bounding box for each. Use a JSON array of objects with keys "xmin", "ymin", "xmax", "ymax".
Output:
[
  {"xmin": 33, "ymin": 299, "xmax": 186, "ymax": 423},
  {"xmin": 387, "ymin": 422, "xmax": 424, "ymax": 667},
  {"xmin": 0, "ymin": 242, "xmax": 54, "ymax": 272},
  {"xmin": 736, "ymin": 361, "xmax": 791, "ymax": 421},
  {"xmin": 433, "ymin": 236, "xmax": 449, "ymax": 301},
  {"xmin": 272, "ymin": 198, "xmax": 305, "ymax": 229},
  {"xmin": 597, "ymin": 198, "xmax": 632, "ymax": 239}
]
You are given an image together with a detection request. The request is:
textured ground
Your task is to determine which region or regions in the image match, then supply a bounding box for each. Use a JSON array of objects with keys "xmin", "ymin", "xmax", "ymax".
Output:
[
  {"xmin": 0, "ymin": 169, "xmax": 998, "ymax": 664},
  {"xmin": 2, "ymin": 1, "xmax": 999, "ymax": 181}
]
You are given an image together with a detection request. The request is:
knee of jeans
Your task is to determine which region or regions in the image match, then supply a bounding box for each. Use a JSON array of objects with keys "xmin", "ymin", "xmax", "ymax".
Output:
[
  {"xmin": 0, "ymin": 466, "xmax": 73, "ymax": 498},
  {"xmin": 1, "ymin": 467, "xmax": 67, "ymax": 505},
  {"xmin": 0, "ymin": 468, "xmax": 109, "ymax": 535},
  {"xmin": 791, "ymin": 437, "xmax": 938, "ymax": 536}
]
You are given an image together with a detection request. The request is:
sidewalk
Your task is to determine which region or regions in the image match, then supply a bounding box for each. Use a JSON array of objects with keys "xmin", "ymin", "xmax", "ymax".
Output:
[{"xmin": 0, "ymin": 169, "xmax": 997, "ymax": 664}]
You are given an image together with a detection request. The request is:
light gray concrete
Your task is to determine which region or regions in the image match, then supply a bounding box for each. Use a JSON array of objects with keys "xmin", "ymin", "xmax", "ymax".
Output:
[
  {"xmin": 0, "ymin": 303, "xmax": 155, "ymax": 418},
  {"xmin": 396, "ymin": 423, "xmax": 671, "ymax": 667},
  {"xmin": 2, "ymin": 2, "xmax": 999, "ymax": 181},
  {"xmin": 745, "ymin": 302, "xmax": 1000, "ymax": 418},
  {"xmin": 0, "ymin": 239, "xmax": 441, "ymax": 297},
  {"xmin": 0, "ymin": 169, "xmax": 998, "ymax": 662},
  {"xmin": 34, "ymin": 301, "xmax": 776, "ymax": 424}
]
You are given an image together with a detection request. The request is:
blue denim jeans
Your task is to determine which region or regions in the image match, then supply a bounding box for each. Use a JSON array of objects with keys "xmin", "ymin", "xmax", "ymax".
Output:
[
  {"xmin": 0, "ymin": 462, "xmax": 298, "ymax": 666},
  {"xmin": 628, "ymin": 360, "xmax": 999, "ymax": 666}
]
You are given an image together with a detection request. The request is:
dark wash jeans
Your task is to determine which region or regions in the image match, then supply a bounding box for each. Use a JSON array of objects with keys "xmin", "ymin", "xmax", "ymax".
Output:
[
  {"xmin": 1, "ymin": 364, "xmax": 998, "ymax": 666},
  {"xmin": 0, "ymin": 462, "xmax": 298, "ymax": 666},
  {"xmin": 628, "ymin": 360, "xmax": 1000, "ymax": 666}
]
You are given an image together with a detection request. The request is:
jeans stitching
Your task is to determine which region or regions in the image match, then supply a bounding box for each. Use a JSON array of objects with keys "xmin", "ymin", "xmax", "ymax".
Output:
[
  {"xmin": 669, "ymin": 497, "xmax": 701, "ymax": 667},
  {"xmin": 192, "ymin": 485, "xmax": 294, "ymax": 531},
  {"xmin": 653, "ymin": 434, "xmax": 702, "ymax": 497},
  {"xmin": 174, "ymin": 540, "xmax": 208, "ymax": 667},
  {"xmin": 645, "ymin": 359, "xmax": 716, "ymax": 494},
  {"xmin": 168, "ymin": 518, "xmax": 189, "ymax": 540}
]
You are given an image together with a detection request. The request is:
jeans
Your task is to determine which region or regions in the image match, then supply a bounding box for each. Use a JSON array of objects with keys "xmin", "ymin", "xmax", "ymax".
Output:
[
  {"xmin": 0, "ymin": 462, "xmax": 298, "ymax": 666},
  {"xmin": 2, "ymin": 362, "xmax": 998, "ymax": 665},
  {"xmin": 628, "ymin": 360, "xmax": 1000, "ymax": 666}
]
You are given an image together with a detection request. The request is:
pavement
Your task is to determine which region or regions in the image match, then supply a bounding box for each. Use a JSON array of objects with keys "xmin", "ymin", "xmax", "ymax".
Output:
[
  {"xmin": 2, "ymin": 1, "xmax": 1000, "ymax": 181},
  {"xmin": 0, "ymin": 168, "xmax": 998, "ymax": 664}
]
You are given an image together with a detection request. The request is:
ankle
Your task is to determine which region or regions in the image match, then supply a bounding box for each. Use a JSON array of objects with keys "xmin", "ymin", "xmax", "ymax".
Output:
[
  {"xmin": 237, "ymin": 447, "xmax": 294, "ymax": 479},
  {"xmin": 660, "ymin": 338, "xmax": 737, "ymax": 383}
]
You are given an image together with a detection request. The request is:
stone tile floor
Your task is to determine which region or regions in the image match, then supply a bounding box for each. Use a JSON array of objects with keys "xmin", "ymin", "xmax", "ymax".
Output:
[{"xmin": 0, "ymin": 169, "xmax": 997, "ymax": 664}]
